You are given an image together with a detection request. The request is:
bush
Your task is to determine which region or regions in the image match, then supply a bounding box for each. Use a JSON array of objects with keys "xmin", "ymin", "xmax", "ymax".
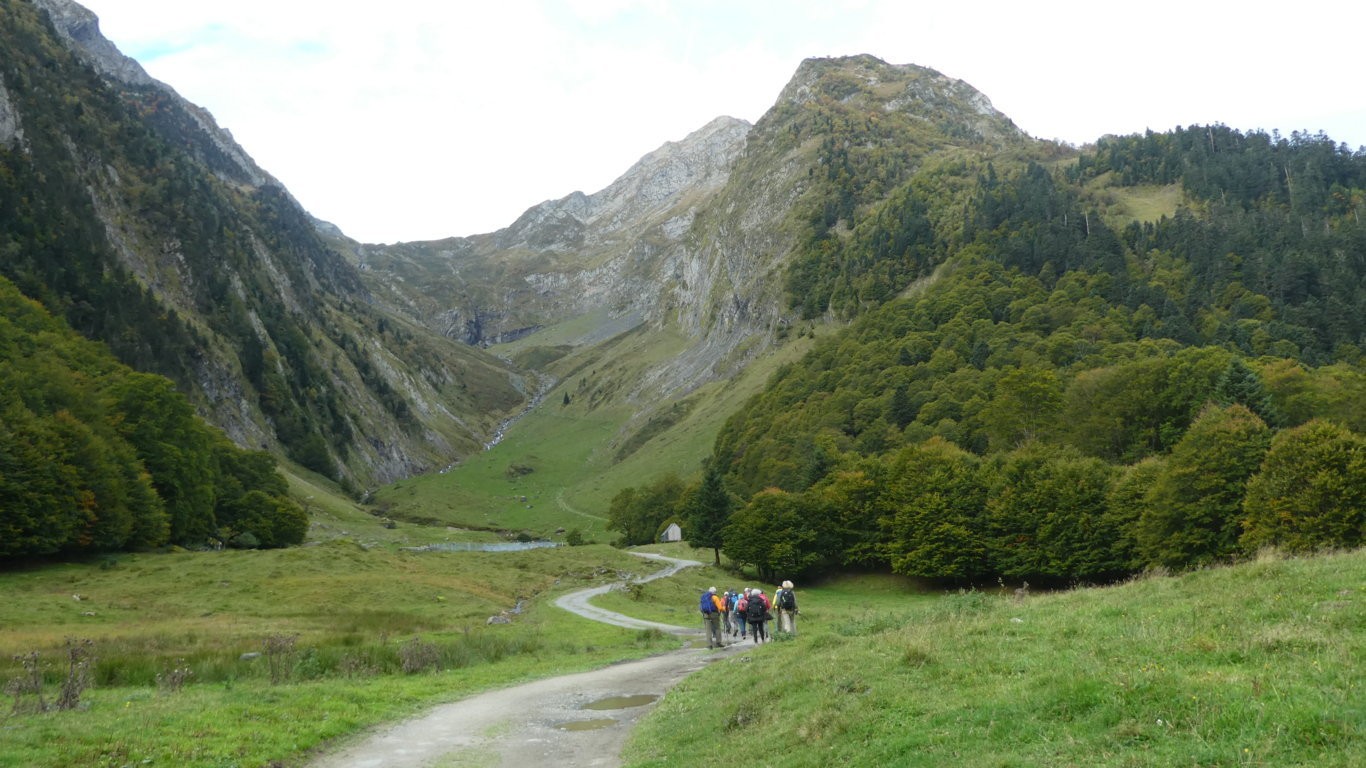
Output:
[
  {"xmin": 155, "ymin": 659, "xmax": 193, "ymax": 694},
  {"xmin": 262, "ymin": 633, "xmax": 298, "ymax": 685},
  {"xmin": 398, "ymin": 637, "xmax": 440, "ymax": 674}
]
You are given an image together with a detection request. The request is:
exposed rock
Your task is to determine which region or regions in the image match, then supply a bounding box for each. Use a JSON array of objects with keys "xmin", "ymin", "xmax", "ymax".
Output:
[
  {"xmin": 353, "ymin": 57, "xmax": 1028, "ymax": 415},
  {"xmin": 0, "ymin": 74, "xmax": 24, "ymax": 149},
  {"xmin": 31, "ymin": 0, "xmax": 154, "ymax": 86}
]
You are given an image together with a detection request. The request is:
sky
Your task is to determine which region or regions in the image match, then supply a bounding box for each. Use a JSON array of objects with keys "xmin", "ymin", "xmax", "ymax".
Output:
[{"xmin": 75, "ymin": 0, "xmax": 1366, "ymax": 245}]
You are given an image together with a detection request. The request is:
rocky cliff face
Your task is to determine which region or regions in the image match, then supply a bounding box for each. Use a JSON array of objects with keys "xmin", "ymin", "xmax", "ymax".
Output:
[
  {"xmin": 351, "ymin": 116, "xmax": 755, "ymax": 355},
  {"xmin": 0, "ymin": 75, "xmax": 21, "ymax": 148}
]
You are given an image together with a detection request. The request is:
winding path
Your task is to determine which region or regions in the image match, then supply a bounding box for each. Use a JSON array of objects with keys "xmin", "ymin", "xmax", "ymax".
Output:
[
  {"xmin": 552, "ymin": 552, "xmax": 702, "ymax": 634},
  {"xmin": 310, "ymin": 552, "xmax": 743, "ymax": 768}
]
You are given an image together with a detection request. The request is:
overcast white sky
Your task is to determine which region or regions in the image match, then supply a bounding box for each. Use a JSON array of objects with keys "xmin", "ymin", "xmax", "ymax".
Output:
[{"xmin": 76, "ymin": 0, "xmax": 1366, "ymax": 245}]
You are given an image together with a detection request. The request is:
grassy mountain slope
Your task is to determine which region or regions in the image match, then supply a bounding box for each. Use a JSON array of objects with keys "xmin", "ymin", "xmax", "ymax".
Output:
[{"xmin": 370, "ymin": 313, "xmax": 827, "ymax": 540}]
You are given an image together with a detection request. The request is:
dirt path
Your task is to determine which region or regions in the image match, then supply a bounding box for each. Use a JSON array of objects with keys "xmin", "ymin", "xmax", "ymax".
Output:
[
  {"xmin": 309, "ymin": 552, "xmax": 747, "ymax": 768},
  {"xmin": 555, "ymin": 488, "xmax": 608, "ymax": 523}
]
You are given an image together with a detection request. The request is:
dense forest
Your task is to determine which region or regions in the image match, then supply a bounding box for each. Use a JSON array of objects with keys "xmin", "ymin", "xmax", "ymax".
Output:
[
  {"xmin": 611, "ymin": 125, "xmax": 1366, "ymax": 584},
  {"xmin": 0, "ymin": 277, "xmax": 305, "ymax": 559}
]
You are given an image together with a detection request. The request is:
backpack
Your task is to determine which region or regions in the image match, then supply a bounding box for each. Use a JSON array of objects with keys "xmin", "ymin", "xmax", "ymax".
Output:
[
  {"xmin": 735, "ymin": 596, "xmax": 748, "ymax": 614},
  {"xmin": 746, "ymin": 595, "xmax": 767, "ymax": 622},
  {"xmin": 699, "ymin": 592, "xmax": 717, "ymax": 614},
  {"xmin": 778, "ymin": 589, "xmax": 796, "ymax": 610}
]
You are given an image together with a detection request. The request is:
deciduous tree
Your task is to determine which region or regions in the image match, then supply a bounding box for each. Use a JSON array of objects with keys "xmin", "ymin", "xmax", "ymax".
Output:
[
  {"xmin": 1240, "ymin": 420, "xmax": 1366, "ymax": 553},
  {"xmin": 1135, "ymin": 405, "xmax": 1270, "ymax": 568}
]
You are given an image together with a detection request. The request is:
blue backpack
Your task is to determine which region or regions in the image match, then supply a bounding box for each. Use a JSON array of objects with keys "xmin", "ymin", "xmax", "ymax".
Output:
[{"xmin": 699, "ymin": 591, "xmax": 717, "ymax": 614}]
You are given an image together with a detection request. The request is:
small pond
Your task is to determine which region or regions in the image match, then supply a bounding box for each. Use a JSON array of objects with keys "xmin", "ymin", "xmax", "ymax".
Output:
[{"xmin": 404, "ymin": 541, "xmax": 559, "ymax": 553}]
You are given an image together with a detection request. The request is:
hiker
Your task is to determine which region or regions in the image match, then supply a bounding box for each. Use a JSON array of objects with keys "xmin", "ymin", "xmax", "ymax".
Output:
[
  {"xmin": 727, "ymin": 589, "xmax": 743, "ymax": 637},
  {"xmin": 745, "ymin": 587, "xmax": 771, "ymax": 643},
  {"xmin": 733, "ymin": 589, "xmax": 749, "ymax": 639},
  {"xmin": 726, "ymin": 587, "xmax": 737, "ymax": 636},
  {"xmin": 700, "ymin": 586, "xmax": 725, "ymax": 648},
  {"xmin": 775, "ymin": 580, "xmax": 799, "ymax": 635}
]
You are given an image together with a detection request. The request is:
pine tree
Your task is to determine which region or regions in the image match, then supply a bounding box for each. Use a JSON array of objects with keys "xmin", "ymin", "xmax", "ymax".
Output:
[
  {"xmin": 1215, "ymin": 358, "xmax": 1279, "ymax": 426},
  {"xmin": 686, "ymin": 461, "xmax": 733, "ymax": 566}
]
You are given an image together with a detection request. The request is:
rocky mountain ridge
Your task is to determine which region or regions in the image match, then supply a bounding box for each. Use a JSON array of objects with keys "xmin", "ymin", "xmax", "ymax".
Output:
[{"xmin": 344, "ymin": 115, "xmax": 753, "ymax": 351}]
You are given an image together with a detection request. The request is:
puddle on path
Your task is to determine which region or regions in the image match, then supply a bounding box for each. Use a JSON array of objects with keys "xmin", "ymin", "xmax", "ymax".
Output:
[
  {"xmin": 581, "ymin": 694, "xmax": 660, "ymax": 711},
  {"xmin": 557, "ymin": 718, "xmax": 618, "ymax": 731}
]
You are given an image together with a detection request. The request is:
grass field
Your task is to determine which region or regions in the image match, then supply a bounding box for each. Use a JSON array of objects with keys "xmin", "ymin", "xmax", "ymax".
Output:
[
  {"xmin": 4, "ymin": 311, "xmax": 1359, "ymax": 767},
  {"xmin": 2, "ymin": 538, "xmax": 1361, "ymax": 766},
  {"xmin": 622, "ymin": 549, "xmax": 1366, "ymax": 768},
  {"xmin": 0, "ymin": 542, "xmax": 683, "ymax": 767}
]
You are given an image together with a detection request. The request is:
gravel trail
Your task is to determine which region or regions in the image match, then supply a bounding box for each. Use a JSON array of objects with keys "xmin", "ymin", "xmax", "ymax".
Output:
[{"xmin": 309, "ymin": 552, "xmax": 746, "ymax": 768}]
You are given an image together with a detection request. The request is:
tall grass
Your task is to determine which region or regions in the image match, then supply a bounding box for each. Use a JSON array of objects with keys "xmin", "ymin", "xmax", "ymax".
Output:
[{"xmin": 623, "ymin": 550, "xmax": 1365, "ymax": 767}]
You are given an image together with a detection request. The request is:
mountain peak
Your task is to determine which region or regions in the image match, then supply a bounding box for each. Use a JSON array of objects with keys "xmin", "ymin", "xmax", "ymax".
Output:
[
  {"xmin": 778, "ymin": 54, "xmax": 1023, "ymax": 146},
  {"xmin": 32, "ymin": 0, "xmax": 154, "ymax": 87},
  {"xmin": 490, "ymin": 114, "xmax": 751, "ymax": 251}
]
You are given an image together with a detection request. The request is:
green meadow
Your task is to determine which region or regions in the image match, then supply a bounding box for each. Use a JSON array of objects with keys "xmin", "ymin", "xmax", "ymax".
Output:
[
  {"xmin": 369, "ymin": 315, "xmax": 822, "ymax": 542},
  {"xmin": 624, "ymin": 549, "xmax": 1365, "ymax": 768},
  {"xmin": 1, "ymin": 533, "xmax": 1361, "ymax": 767},
  {"xmin": 0, "ymin": 540, "xmax": 682, "ymax": 767}
]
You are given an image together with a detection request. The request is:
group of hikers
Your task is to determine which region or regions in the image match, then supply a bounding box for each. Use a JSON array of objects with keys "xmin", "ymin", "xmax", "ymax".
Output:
[{"xmin": 699, "ymin": 581, "xmax": 799, "ymax": 648}]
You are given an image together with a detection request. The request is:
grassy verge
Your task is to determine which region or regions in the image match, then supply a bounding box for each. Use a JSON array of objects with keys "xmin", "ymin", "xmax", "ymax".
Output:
[
  {"xmin": 623, "ymin": 550, "xmax": 1365, "ymax": 768},
  {"xmin": 0, "ymin": 543, "xmax": 682, "ymax": 767}
]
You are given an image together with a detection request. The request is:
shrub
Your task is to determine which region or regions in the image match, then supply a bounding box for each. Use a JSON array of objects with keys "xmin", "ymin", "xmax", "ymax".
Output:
[
  {"xmin": 4, "ymin": 651, "xmax": 46, "ymax": 714},
  {"xmin": 262, "ymin": 633, "xmax": 298, "ymax": 685},
  {"xmin": 55, "ymin": 638, "xmax": 95, "ymax": 711},
  {"xmin": 155, "ymin": 659, "xmax": 193, "ymax": 694},
  {"xmin": 398, "ymin": 637, "xmax": 440, "ymax": 674}
]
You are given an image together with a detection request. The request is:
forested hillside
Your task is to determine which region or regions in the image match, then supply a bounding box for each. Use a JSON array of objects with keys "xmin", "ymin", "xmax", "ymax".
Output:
[
  {"xmin": 0, "ymin": 277, "xmax": 304, "ymax": 559},
  {"xmin": 612, "ymin": 125, "xmax": 1366, "ymax": 583}
]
